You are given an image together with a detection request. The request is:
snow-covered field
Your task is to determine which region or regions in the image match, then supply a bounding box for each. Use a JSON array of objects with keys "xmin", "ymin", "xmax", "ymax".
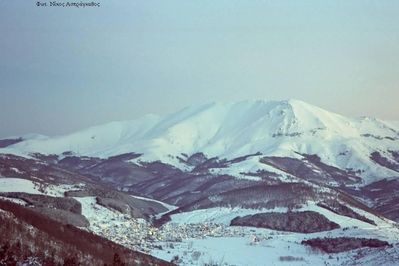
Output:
[
  {"xmin": 154, "ymin": 205, "xmax": 399, "ymax": 265},
  {"xmin": 1, "ymin": 177, "xmax": 398, "ymax": 265},
  {"xmin": 0, "ymin": 177, "xmax": 86, "ymax": 197},
  {"xmin": 168, "ymin": 199, "xmax": 398, "ymax": 265},
  {"xmin": 153, "ymin": 235, "xmax": 331, "ymax": 266},
  {"xmin": 152, "ymin": 233, "xmax": 399, "ymax": 266},
  {"xmin": 0, "ymin": 177, "xmax": 44, "ymax": 194},
  {"xmin": 170, "ymin": 206, "xmax": 289, "ymax": 225},
  {"xmin": 0, "ymin": 177, "xmax": 397, "ymax": 265},
  {"xmin": 72, "ymin": 196, "xmax": 399, "ymax": 266},
  {"xmin": 131, "ymin": 195, "xmax": 177, "ymax": 212}
]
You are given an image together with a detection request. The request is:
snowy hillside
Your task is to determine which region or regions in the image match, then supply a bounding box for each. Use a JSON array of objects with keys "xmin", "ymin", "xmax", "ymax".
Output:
[
  {"xmin": 1, "ymin": 97, "xmax": 399, "ymax": 266},
  {"xmin": 2, "ymin": 99, "xmax": 399, "ymax": 183}
]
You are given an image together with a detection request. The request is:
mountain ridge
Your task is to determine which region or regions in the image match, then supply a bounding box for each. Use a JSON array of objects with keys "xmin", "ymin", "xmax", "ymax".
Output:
[
  {"xmin": 1, "ymin": 99, "xmax": 399, "ymax": 265},
  {"xmin": 1, "ymin": 99, "xmax": 399, "ymax": 184}
]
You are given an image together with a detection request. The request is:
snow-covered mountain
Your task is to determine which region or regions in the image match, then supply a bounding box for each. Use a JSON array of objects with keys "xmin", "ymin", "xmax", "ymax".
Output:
[
  {"xmin": 3, "ymin": 99, "xmax": 399, "ymax": 184},
  {"xmin": 1, "ymin": 99, "xmax": 399, "ymax": 265}
]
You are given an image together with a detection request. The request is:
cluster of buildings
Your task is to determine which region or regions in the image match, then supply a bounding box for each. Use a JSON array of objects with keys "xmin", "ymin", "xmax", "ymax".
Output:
[{"xmin": 87, "ymin": 213, "xmax": 270, "ymax": 253}]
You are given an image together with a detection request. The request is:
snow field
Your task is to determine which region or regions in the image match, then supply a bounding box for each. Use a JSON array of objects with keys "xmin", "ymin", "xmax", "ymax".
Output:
[{"xmin": 2, "ymin": 99, "xmax": 399, "ymax": 184}]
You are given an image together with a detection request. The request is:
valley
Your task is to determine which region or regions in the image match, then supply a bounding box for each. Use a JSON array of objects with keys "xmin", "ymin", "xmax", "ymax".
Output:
[{"xmin": 0, "ymin": 100, "xmax": 398, "ymax": 265}]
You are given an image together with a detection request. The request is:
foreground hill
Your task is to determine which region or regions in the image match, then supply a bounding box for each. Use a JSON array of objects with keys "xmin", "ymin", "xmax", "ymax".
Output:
[{"xmin": 0, "ymin": 200, "xmax": 171, "ymax": 266}]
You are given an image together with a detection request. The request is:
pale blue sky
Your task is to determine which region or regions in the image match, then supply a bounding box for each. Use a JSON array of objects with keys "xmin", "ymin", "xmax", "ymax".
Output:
[{"xmin": 1, "ymin": 1, "xmax": 398, "ymax": 137}]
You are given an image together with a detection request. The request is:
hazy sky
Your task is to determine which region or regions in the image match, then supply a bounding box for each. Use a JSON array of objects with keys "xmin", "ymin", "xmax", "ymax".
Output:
[{"xmin": 1, "ymin": 0, "xmax": 399, "ymax": 138}]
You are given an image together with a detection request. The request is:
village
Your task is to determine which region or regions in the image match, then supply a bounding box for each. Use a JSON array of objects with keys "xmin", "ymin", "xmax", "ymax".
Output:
[{"xmin": 87, "ymin": 212, "xmax": 272, "ymax": 254}]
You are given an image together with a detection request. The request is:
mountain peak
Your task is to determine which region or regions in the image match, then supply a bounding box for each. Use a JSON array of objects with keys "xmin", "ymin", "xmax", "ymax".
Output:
[{"xmin": 2, "ymin": 99, "xmax": 398, "ymax": 183}]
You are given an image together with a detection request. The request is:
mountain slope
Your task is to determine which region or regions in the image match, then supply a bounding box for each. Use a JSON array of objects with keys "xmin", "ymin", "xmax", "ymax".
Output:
[
  {"xmin": 2, "ymin": 99, "xmax": 398, "ymax": 184},
  {"xmin": 1, "ymin": 99, "xmax": 399, "ymax": 265},
  {"xmin": 0, "ymin": 199, "xmax": 171, "ymax": 265}
]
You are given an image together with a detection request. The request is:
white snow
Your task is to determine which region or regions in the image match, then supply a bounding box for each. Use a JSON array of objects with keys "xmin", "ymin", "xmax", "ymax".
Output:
[
  {"xmin": 155, "ymin": 203, "xmax": 399, "ymax": 265},
  {"xmin": 0, "ymin": 177, "xmax": 85, "ymax": 197},
  {"xmin": 1, "ymin": 99, "xmax": 398, "ymax": 183},
  {"xmin": 43, "ymin": 183, "xmax": 86, "ymax": 197},
  {"xmin": 170, "ymin": 206, "xmax": 288, "ymax": 225},
  {"xmin": 131, "ymin": 195, "xmax": 177, "ymax": 212},
  {"xmin": 210, "ymin": 155, "xmax": 300, "ymax": 182},
  {"xmin": 152, "ymin": 233, "xmax": 399, "ymax": 266},
  {"xmin": 75, "ymin": 196, "xmax": 121, "ymax": 224},
  {"xmin": 71, "ymin": 196, "xmax": 399, "ymax": 266},
  {"xmin": 9, "ymin": 167, "xmax": 24, "ymax": 174},
  {"xmin": 152, "ymin": 235, "xmax": 342, "ymax": 266},
  {"xmin": 0, "ymin": 177, "xmax": 44, "ymax": 194}
]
